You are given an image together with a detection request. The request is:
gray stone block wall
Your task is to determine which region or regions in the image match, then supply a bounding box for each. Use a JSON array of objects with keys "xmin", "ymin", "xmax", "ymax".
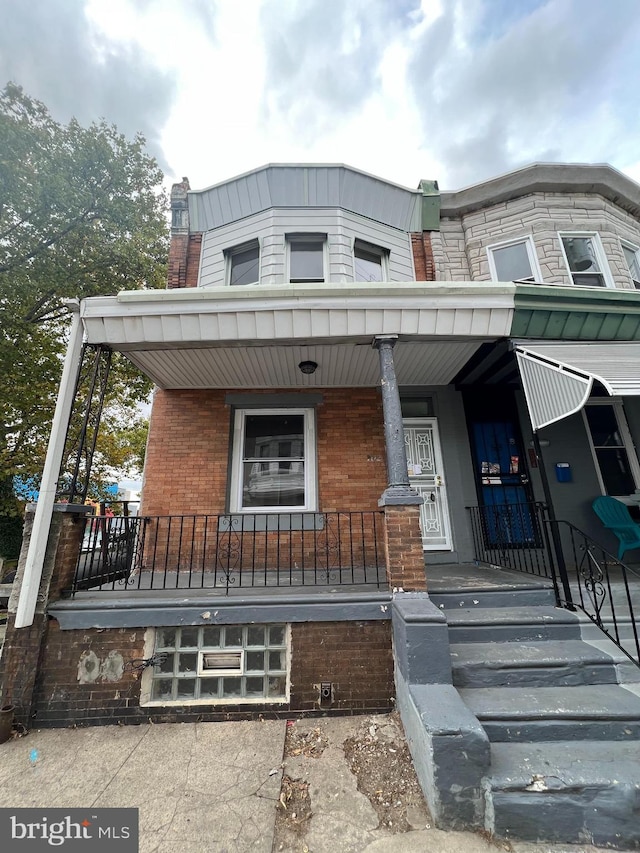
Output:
[{"xmin": 434, "ymin": 191, "xmax": 640, "ymax": 288}]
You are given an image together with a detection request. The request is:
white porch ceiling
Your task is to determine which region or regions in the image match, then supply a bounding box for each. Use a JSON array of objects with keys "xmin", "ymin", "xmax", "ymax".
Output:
[
  {"xmin": 124, "ymin": 340, "xmax": 484, "ymax": 389},
  {"xmin": 79, "ymin": 284, "xmax": 516, "ymax": 389}
]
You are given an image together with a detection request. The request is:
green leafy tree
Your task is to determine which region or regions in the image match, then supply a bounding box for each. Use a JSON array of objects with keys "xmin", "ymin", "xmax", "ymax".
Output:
[{"xmin": 0, "ymin": 83, "xmax": 168, "ymax": 531}]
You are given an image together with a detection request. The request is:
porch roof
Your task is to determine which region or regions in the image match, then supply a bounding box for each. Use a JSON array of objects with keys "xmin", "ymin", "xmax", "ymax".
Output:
[
  {"xmin": 79, "ymin": 282, "xmax": 516, "ymax": 389},
  {"xmin": 515, "ymin": 341, "xmax": 640, "ymax": 430}
]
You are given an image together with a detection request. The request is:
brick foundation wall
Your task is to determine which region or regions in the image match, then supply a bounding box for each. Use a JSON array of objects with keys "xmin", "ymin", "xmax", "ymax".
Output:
[
  {"xmin": 290, "ymin": 620, "xmax": 393, "ymax": 711},
  {"xmin": 32, "ymin": 623, "xmax": 146, "ymax": 727},
  {"xmin": 30, "ymin": 619, "xmax": 394, "ymax": 726},
  {"xmin": 142, "ymin": 388, "xmax": 387, "ymax": 516}
]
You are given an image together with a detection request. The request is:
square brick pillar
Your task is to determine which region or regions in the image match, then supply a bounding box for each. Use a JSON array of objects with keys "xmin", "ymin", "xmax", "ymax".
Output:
[
  {"xmin": 0, "ymin": 505, "xmax": 89, "ymax": 725},
  {"xmin": 383, "ymin": 504, "xmax": 426, "ymax": 591}
]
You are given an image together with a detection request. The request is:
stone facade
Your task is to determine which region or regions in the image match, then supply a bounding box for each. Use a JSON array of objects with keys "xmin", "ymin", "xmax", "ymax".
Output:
[{"xmin": 433, "ymin": 191, "xmax": 640, "ymax": 288}]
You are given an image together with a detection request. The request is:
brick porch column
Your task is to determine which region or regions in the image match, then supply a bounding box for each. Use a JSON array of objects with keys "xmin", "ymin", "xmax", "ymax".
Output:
[
  {"xmin": 0, "ymin": 504, "xmax": 89, "ymax": 726},
  {"xmin": 374, "ymin": 336, "xmax": 426, "ymax": 591}
]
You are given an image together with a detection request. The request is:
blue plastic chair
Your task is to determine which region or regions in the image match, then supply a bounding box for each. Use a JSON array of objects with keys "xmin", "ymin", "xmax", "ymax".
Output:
[{"xmin": 592, "ymin": 496, "xmax": 640, "ymax": 561}]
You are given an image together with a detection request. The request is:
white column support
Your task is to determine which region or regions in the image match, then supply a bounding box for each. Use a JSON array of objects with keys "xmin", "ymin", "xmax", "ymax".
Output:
[{"xmin": 15, "ymin": 301, "xmax": 84, "ymax": 628}]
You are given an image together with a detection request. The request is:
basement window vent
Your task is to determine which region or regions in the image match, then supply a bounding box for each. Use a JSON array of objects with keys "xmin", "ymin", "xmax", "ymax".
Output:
[{"xmin": 198, "ymin": 650, "xmax": 243, "ymax": 676}]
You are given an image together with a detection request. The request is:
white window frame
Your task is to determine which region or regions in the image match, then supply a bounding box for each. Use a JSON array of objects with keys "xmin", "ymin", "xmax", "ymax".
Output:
[
  {"xmin": 486, "ymin": 235, "xmax": 543, "ymax": 283},
  {"xmin": 582, "ymin": 399, "xmax": 640, "ymax": 496},
  {"xmin": 286, "ymin": 233, "xmax": 327, "ymax": 283},
  {"xmin": 621, "ymin": 240, "xmax": 640, "ymax": 289},
  {"xmin": 229, "ymin": 407, "xmax": 317, "ymax": 513},
  {"xmin": 225, "ymin": 239, "xmax": 260, "ymax": 286},
  {"xmin": 353, "ymin": 239, "xmax": 389, "ymax": 282},
  {"xmin": 558, "ymin": 232, "xmax": 614, "ymax": 289}
]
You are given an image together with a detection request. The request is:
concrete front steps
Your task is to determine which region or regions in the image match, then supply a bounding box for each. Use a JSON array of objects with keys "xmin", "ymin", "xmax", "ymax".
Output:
[{"xmin": 431, "ymin": 577, "xmax": 640, "ymax": 848}]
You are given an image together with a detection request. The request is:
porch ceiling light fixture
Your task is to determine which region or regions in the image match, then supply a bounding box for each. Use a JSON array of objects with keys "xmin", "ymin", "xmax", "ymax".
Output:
[{"xmin": 298, "ymin": 360, "xmax": 318, "ymax": 375}]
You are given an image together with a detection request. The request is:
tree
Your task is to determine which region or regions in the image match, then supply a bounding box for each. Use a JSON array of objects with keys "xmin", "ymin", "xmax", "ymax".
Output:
[{"xmin": 0, "ymin": 83, "xmax": 168, "ymax": 525}]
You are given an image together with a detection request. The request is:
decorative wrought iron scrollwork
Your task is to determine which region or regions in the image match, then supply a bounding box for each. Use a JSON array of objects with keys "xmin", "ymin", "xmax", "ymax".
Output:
[{"xmin": 577, "ymin": 545, "xmax": 606, "ymax": 622}]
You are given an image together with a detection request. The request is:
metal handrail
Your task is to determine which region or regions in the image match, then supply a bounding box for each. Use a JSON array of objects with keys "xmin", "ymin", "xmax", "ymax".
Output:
[
  {"xmin": 466, "ymin": 502, "xmax": 640, "ymax": 667},
  {"xmin": 545, "ymin": 518, "xmax": 640, "ymax": 667}
]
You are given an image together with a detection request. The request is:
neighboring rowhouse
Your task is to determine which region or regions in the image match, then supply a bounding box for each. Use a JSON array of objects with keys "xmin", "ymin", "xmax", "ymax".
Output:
[{"xmin": 3, "ymin": 162, "xmax": 640, "ymax": 844}]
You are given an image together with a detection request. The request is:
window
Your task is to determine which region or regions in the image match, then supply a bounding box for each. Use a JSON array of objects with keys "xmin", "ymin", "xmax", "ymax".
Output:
[
  {"xmin": 287, "ymin": 234, "xmax": 326, "ymax": 282},
  {"xmin": 584, "ymin": 401, "xmax": 640, "ymax": 496},
  {"xmin": 230, "ymin": 408, "xmax": 317, "ymax": 512},
  {"xmin": 354, "ymin": 240, "xmax": 388, "ymax": 282},
  {"xmin": 227, "ymin": 241, "xmax": 260, "ymax": 286},
  {"xmin": 487, "ymin": 237, "xmax": 541, "ymax": 282},
  {"xmin": 622, "ymin": 242, "xmax": 640, "ymax": 289},
  {"xmin": 560, "ymin": 233, "xmax": 611, "ymax": 287},
  {"xmin": 142, "ymin": 625, "xmax": 289, "ymax": 705}
]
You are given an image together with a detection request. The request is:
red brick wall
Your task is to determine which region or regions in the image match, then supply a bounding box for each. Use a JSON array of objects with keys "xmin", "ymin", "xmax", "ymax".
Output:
[
  {"xmin": 142, "ymin": 388, "xmax": 387, "ymax": 516},
  {"xmin": 411, "ymin": 232, "xmax": 436, "ymax": 281},
  {"xmin": 167, "ymin": 234, "xmax": 202, "ymax": 289},
  {"xmin": 290, "ymin": 620, "xmax": 393, "ymax": 711}
]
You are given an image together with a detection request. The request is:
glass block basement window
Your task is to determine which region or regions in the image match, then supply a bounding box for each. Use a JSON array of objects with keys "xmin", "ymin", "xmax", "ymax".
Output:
[{"xmin": 148, "ymin": 625, "xmax": 288, "ymax": 704}]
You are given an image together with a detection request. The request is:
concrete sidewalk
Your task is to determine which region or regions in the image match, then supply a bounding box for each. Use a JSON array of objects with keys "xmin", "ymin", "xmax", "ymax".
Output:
[{"xmin": 0, "ymin": 717, "xmax": 633, "ymax": 853}]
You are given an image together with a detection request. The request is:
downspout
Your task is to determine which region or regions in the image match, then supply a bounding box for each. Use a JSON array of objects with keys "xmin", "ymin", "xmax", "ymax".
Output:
[{"xmin": 15, "ymin": 300, "xmax": 84, "ymax": 628}]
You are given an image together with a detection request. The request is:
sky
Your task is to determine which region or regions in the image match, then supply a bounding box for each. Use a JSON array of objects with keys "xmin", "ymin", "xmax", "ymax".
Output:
[{"xmin": 1, "ymin": 0, "xmax": 640, "ymax": 194}]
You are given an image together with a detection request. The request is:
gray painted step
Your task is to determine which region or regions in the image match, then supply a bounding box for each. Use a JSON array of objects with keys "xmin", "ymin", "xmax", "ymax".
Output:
[
  {"xmin": 460, "ymin": 684, "xmax": 640, "ymax": 742},
  {"xmin": 429, "ymin": 585, "xmax": 556, "ymax": 609},
  {"xmin": 450, "ymin": 640, "xmax": 621, "ymax": 687},
  {"xmin": 445, "ymin": 605, "xmax": 581, "ymax": 643},
  {"xmin": 489, "ymin": 740, "xmax": 640, "ymax": 847}
]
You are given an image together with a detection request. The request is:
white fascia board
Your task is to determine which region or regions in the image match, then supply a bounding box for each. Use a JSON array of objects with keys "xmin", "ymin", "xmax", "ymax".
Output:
[{"xmin": 80, "ymin": 284, "xmax": 516, "ymax": 347}]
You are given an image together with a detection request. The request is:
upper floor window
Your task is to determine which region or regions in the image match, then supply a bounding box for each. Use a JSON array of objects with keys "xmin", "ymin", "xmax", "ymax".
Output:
[
  {"xmin": 287, "ymin": 234, "xmax": 326, "ymax": 283},
  {"xmin": 227, "ymin": 240, "xmax": 260, "ymax": 286},
  {"xmin": 622, "ymin": 242, "xmax": 640, "ymax": 289},
  {"xmin": 559, "ymin": 233, "xmax": 612, "ymax": 288},
  {"xmin": 487, "ymin": 237, "xmax": 541, "ymax": 282},
  {"xmin": 353, "ymin": 240, "xmax": 388, "ymax": 282}
]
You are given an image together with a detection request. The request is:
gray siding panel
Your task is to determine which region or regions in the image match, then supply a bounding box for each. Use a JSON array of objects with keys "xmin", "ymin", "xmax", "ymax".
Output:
[
  {"xmin": 189, "ymin": 165, "xmax": 422, "ymax": 232},
  {"xmin": 198, "ymin": 208, "xmax": 415, "ymax": 288}
]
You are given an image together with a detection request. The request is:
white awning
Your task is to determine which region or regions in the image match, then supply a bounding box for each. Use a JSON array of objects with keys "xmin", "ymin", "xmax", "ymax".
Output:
[{"xmin": 515, "ymin": 342, "xmax": 640, "ymax": 431}]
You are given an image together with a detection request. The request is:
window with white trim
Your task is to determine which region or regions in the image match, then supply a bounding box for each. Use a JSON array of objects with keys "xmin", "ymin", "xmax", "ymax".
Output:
[
  {"xmin": 583, "ymin": 400, "xmax": 640, "ymax": 496},
  {"xmin": 487, "ymin": 236, "xmax": 541, "ymax": 282},
  {"xmin": 622, "ymin": 242, "xmax": 640, "ymax": 289},
  {"xmin": 560, "ymin": 233, "xmax": 612, "ymax": 287},
  {"xmin": 226, "ymin": 240, "xmax": 260, "ymax": 286},
  {"xmin": 287, "ymin": 234, "xmax": 326, "ymax": 283},
  {"xmin": 230, "ymin": 408, "xmax": 317, "ymax": 512},
  {"xmin": 143, "ymin": 625, "xmax": 289, "ymax": 705},
  {"xmin": 353, "ymin": 239, "xmax": 388, "ymax": 282}
]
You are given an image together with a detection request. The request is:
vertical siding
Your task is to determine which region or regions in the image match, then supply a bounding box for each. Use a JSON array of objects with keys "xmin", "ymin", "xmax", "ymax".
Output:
[
  {"xmin": 189, "ymin": 165, "xmax": 422, "ymax": 232},
  {"xmin": 198, "ymin": 208, "xmax": 415, "ymax": 287}
]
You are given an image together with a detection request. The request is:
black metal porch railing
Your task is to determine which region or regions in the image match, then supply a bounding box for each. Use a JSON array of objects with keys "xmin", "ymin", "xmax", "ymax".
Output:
[
  {"xmin": 466, "ymin": 501, "xmax": 554, "ymax": 580},
  {"xmin": 548, "ymin": 519, "xmax": 640, "ymax": 668},
  {"xmin": 71, "ymin": 511, "xmax": 386, "ymax": 595},
  {"xmin": 467, "ymin": 502, "xmax": 640, "ymax": 668}
]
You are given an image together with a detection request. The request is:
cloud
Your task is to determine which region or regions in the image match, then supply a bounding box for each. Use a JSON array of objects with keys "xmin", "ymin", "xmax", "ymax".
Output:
[
  {"xmin": 259, "ymin": 0, "xmax": 419, "ymax": 140},
  {"xmin": 407, "ymin": 0, "xmax": 640, "ymax": 187},
  {"xmin": 0, "ymin": 0, "xmax": 176, "ymax": 168}
]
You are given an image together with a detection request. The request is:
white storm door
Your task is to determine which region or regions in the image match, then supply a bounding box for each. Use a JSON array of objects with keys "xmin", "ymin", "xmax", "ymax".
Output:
[{"xmin": 403, "ymin": 418, "xmax": 452, "ymax": 550}]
